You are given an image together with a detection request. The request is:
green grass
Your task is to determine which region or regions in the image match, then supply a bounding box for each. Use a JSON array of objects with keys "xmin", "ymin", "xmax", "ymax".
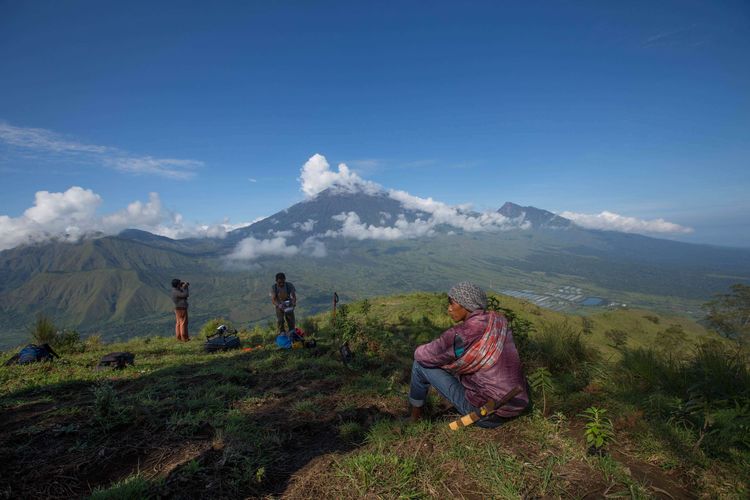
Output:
[
  {"xmin": 0, "ymin": 291, "xmax": 746, "ymax": 499},
  {"xmin": 89, "ymin": 474, "xmax": 156, "ymax": 500}
]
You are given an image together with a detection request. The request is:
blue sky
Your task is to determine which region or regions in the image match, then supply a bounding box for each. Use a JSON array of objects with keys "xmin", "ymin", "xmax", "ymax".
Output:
[{"xmin": 1, "ymin": 0, "xmax": 749, "ymax": 247}]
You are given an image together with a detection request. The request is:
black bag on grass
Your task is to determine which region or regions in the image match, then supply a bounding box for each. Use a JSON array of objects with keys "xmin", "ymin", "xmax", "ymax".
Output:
[
  {"xmin": 204, "ymin": 325, "xmax": 241, "ymax": 353},
  {"xmin": 96, "ymin": 352, "xmax": 135, "ymax": 370}
]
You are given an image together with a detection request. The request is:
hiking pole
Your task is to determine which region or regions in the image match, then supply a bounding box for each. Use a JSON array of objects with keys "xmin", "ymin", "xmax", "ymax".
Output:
[{"xmin": 448, "ymin": 386, "xmax": 522, "ymax": 431}]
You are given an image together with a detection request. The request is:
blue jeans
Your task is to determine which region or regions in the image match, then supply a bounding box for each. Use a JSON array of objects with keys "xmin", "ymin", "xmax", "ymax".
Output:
[{"xmin": 408, "ymin": 360, "xmax": 505, "ymax": 429}]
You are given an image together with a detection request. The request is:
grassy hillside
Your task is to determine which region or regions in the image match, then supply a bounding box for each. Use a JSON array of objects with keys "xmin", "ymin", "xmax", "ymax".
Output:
[
  {"xmin": 3, "ymin": 220, "xmax": 750, "ymax": 350},
  {"xmin": 0, "ymin": 293, "xmax": 747, "ymax": 498}
]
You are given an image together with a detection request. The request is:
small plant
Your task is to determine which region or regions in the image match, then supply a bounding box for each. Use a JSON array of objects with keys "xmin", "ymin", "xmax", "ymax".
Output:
[
  {"xmin": 85, "ymin": 333, "xmax": 103, "ymax": 349},
  {"xmin": 360, "ymin": 298, "xmax": 371, "ymax": 316},
  {"xmin": 92, "ymin": 382, "xmax": 118, "ymax": 419},
  {"xmin": 184, "ymin": 459, "xmax": 201, "ymax": 475},
  {"xmin": 550, "ymin": 411, "xmax": 567, "ymax": 428},
  {"xmin": 579, "ymin": 406, "xmax": 615, "ymax": 453},
  {"xmin": 528, "ymin": 367, "xmax": 554, "ymax": 416},
  {"xmin": 339, "ymin": 421, "xmax": 364, "ymax": 443}
]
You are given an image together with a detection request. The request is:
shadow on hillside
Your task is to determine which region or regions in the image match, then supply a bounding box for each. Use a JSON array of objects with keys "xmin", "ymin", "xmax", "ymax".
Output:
[{"xmin": 0, "ymin": 345, "xmax": 399, "ymax": 499}]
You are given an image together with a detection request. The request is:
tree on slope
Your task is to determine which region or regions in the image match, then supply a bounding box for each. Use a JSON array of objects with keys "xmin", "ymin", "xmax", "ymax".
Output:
[{"xmin": 703, "ymin": 284, "xmax": 750, "ymax": 347}]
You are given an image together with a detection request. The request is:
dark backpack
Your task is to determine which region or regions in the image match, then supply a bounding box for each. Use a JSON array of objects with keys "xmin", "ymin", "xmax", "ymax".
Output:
[
  {"xmin": 4, "ymin": 343, "xmax": 59, "ymax": 366},
  {"xmin": 96, "ymin": 352, "xmax": 135, "ymax": 370},
  {"xmin": 204, "ymin": 325, "xmax": 241, "ymax": 353}
]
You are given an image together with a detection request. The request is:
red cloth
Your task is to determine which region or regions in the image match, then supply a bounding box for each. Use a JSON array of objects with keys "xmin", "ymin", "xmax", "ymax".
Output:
[{"xmin": 442, "ymin": 312, "xmax": 508, "ymax": 375}]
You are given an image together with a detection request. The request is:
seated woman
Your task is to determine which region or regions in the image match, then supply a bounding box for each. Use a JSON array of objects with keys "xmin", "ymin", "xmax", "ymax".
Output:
[{"xmin": 409, "ymin": 282, "xmax": 529, "ymax": 428}]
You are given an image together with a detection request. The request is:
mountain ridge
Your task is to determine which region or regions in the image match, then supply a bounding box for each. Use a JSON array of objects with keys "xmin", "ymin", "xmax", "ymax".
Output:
[{"xmin": 1, "ymin": 191, "xmax": 749, "ymax": 348}]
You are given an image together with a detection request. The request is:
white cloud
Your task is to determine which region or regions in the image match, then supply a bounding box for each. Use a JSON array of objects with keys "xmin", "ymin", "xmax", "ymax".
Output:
[
  {"xmin": 325, "ymin": 211, "xmax": 435, "ymax": 240},
  {"xmin": 301, "ymin": 236, "xmax": 327, "ymax": 257},
  {"xmin": 268, "ymin": 229, "xmax": 294, "ymax": 238},
  {"xmin": 0, "ymin": 122, "xmax": 110, "ymax": 154},
  {"xmin": 388, "ymin": 189, "xmax": 524, "ymax": 232},
  {"xmin": 25, "ymin": 187, "xmax": 102, "ymax": 225},
  {"xmin": 226, "ymin": 236, "xmax": 299, "ymax": 260},
  {"xmin": 293, "ymin": 153, "xmax": 527, "ymax": 241},
  {"xmin": 293, "ymin": 219, "xmax": 316, "ymax": 232},
  {"xmin": 298, "ymin": 153, "xmax": 381, "ymax": 197},
  {"xmin": 560, "ymin": 210, "xmax": 694, "ymax": 234},
  {"xmin": 0, "ymin": 186, "xmax": 253, "ymax": 251},
  {"xmin": 103, "ymin": 157, "xmax": 201, "ymax": 179},
  {"xmin": 0, "ymin": 121, "xmax": 202, "ymax": 179}
]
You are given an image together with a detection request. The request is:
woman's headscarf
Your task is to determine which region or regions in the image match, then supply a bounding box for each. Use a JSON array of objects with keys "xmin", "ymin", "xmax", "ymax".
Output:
[{"xmin": 448, "ymin": 282, "xmax": 487, "ymax": 312}]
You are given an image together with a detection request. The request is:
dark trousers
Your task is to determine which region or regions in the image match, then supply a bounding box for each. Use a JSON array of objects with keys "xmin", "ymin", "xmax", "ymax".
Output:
[{"xmin": 276, "ymin": 307, "xmax": 295, "ymax": 333}]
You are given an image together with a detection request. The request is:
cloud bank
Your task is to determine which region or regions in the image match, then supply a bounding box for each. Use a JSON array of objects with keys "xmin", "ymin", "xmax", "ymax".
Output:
[
  {"xmin": 560, "ymin": 210, "xmax": 694, "ymax": 234},
  {"xmin": 0, "ymin": 121, "xmax": 202, "ymax": 179},
  {"xmin": 227, "ymin": 235, "xmax": 326, "ymax": 261},
  {"xmin": 0, "ymin": 186, "xmax": 252, "ymax": 251}
]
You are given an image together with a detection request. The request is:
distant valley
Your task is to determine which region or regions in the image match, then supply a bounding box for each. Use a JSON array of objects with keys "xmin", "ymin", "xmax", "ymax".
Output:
[{"xmin": 1, "ymin": 189, "xmax": 749, "ymax": 348}]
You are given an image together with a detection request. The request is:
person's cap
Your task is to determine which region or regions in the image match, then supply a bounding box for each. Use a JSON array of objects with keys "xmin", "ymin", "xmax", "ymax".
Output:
[{"xmin": 448, "ymin": 282, "xmax": 487, "ymax": 312}]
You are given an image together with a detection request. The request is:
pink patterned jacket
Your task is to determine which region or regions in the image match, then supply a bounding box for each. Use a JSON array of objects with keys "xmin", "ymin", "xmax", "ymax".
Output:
[{"xmin": 414, "ymin": 310, "xmax": 530, "ymax": 417}]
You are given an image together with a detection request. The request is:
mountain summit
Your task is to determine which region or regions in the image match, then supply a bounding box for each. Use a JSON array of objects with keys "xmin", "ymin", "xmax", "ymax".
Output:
[{"xmin": 498, "ymin": 202, "xmax": 572, "ymax": 228}]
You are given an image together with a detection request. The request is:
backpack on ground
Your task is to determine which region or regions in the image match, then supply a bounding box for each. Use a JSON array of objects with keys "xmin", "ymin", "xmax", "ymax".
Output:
[
  {"xmin": 4, "ymin": 343, "xmax": 59, "ymax": 366},
  {"xmin": 204, "ymin": 324, "xmax": 241, "ymax": 353},
  {"xmin": 96, "ymin": 352, "xmax": 135, "ymax": 370},
  {"xmin": 276, "ymin": 327, "xmax": 316, "ymax": 349}
]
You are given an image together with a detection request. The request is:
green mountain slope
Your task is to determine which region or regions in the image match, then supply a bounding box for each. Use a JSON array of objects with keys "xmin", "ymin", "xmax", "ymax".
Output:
[{"xmin": 1, "ymin": 192, "xmax": 749, "ymax": 348}]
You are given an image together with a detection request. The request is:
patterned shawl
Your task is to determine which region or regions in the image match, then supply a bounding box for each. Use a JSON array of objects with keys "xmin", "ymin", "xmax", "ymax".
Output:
[{"xmin": 442, "ymin": 312, "xmax": 508, "ymax": 375}]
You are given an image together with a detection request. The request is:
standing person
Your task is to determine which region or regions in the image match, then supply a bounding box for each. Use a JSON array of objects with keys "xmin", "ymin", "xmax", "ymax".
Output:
[
  {"xmin": 271, "ymin": 272, "xmax": 297, "ymax": 334},
  {"xmin": 171, "ymin": 278, "xmax": 190, "ymax": 342},
  {"xmin": 408, "ymin": 282, "xmax": 529, "ymax": 428}
]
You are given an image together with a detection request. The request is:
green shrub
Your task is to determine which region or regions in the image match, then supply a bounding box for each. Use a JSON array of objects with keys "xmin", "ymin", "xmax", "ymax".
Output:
[
  {"xmin": 618, "ymin": 347, "xmax": 683, "ymax": 394},
  {"xmin": 85, "ymin": 333, "xmax": 103, "ymax": 349},
  {"xmin": 54, "ymin": 329, "xmax": 84, "ymax": 353},
  {"xmin": 530, "ymin": 320, "xmax": 596, "ymax": 373},
  {"xmin": 28, "ymin": 315, "xmax": 85, "ymax": 353},
  {"xmin": 685, "ymin": 341, "xmax": 750, "ymax": 404},
  {"xmin": 299, "ymin": 317, "xmax": 318, "ymax": 336},
  {"xmin": 703, "ymin": 403, "xmax": 750, "ymax": 454},
  {"xmin": 28, "ymin": 314, "xmax": 57, "ymax": 345}
]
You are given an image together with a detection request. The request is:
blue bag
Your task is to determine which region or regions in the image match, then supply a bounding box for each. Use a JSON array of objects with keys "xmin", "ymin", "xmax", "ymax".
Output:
[
  {"xmin": 16, "ymin": 344, "xmax": 58, "ymax": 365},
  {"xmin": 276, "ymin": 334, "xmax": 292, "ymax": 349}
]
